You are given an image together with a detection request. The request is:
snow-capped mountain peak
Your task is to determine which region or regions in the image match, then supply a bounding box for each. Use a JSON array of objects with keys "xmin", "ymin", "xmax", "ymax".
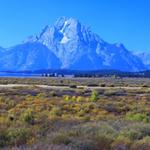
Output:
[{"xmin": 0, "ymin": 17, "xmax": 148, "ymax": 71}]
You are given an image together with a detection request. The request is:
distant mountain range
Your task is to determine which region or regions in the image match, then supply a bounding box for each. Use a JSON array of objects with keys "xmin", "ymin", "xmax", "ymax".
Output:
[{"xmin": 0, "ymin": 17, "xmax": 149, "ymax": 72}]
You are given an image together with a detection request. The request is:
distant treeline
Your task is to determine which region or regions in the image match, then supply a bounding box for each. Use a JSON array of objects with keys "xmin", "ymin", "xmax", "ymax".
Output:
[
  {"xmin": 36, "ymin": 69, "xmax": 150, "ymax": 78},
  {"xmin": 2, "ymin": 69, "xmax": 150, "ymax": 78}
]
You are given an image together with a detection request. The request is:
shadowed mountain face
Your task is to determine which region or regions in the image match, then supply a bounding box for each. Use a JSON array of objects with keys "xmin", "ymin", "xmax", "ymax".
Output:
[
  {"xmin": 0, "ymin": 43, "xmax": 61, "ymax": 71},
  {"xmin": 134, "ymin": 52, "xmax": 150, "ymax": 70},
  {"xmin": 0, "ymin": 17, "xmax": 148, "ymax": 71}
]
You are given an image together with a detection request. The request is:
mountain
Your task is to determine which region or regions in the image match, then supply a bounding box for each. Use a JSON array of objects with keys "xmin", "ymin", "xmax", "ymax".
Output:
[
  {"xmin": 0, "ymin": 47, "xmax": 6, "ymax": 55},
  {"xmin": 0, "ymin": 43, "xmax": 61, "ymax": 71},
  {"xmin": 134, "ymin": 52, "xmax": 150, "ymax": 69},
  {"xmin": 0, "ymin": 17, "xmax": 148, "ymax": 71},
  {"xmin": 0, "ymin": 47, "xmax": 5, "ymax": 51}
]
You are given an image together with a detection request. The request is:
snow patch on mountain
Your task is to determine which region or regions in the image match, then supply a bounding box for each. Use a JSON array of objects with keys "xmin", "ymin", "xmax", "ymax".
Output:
[{"xmin": 60, "ymin": 35, "xmax": 70, "ymax": 44}]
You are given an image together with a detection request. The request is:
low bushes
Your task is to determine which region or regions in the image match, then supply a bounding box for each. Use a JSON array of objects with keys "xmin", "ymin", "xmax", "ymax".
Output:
[
  {"xmin": 0, "ymin": 128, "xmax": 31, "ymax": 147},
  {"xmin": 51, "ymin": 132, "xmax": 71, "ymax": 145},
  {"xmin": 131, "ymin": 136, "xmax": 150, "ymax": 150},
  {"xmin": 49, "ymin": 106, "xmax": 62, "ymax": 118},
  {"xmin": 125, "ymin": 113, "xmax": 149, "ymax": 123},
  {"xmin": 90, "ymin": 90, "xmax": 99, "ymax": 102},
  {"xmin": 20, "ymin": 108, "xmax": 35, "ymax": 125}
]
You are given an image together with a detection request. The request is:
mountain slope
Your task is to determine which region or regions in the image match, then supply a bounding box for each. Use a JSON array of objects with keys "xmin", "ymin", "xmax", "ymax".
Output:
[
  {"xmin": 134, "ymin": 52, "xmax": 150, "ymax": 69},
  {"xmin": 96, "ymin": 43, "xmax": 146, "ymax": 71},
  {"xmin": 0, "ymin": 43, "xmax": 61, "ymax": 71}
]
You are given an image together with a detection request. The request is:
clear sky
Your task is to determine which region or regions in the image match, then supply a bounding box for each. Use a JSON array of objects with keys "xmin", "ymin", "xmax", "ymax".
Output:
[{"xmin": 0, "ymin": 0, "xmax": 150, "ymax": 52}]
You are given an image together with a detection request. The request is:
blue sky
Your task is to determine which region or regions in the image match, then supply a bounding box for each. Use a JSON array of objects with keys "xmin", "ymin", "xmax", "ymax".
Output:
[{"xmin": 0, "ymin": 0, "xmax": 150, "ymax": 51}]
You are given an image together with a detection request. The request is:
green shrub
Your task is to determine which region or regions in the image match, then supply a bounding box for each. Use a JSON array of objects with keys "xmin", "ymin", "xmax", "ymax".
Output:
[
  {"xmin": 90, "ymin": 90, "xmax": 98, "ymax": 102},
  {"xmin": 0, "ymin": 130, "xmax": 8, "ymax": 147},
  {"xmin": 6, "ymin": 128, "xmax": 30, "ymax": 146},
  {"xmin": 111, "ymin": 136, "xmax": 131, "ymax": 150},
  {"xmin": 94, "ymin": 135, "xmax": 114, "ymax": 150},
  {"xmin": 76, "ymin": 96, "xmax": 83, "ymax": 102},
  {"xmin": 71, "ymin": 96, "xmax": 76, "ymax": 101},
  {"xmin": 49, "ymin": 106, "xmax": 62, "ymax": 117},
  {"xmin": 36, "ymin": 93, "xmax": 46, "ymax": 98},
  {"xmin": 119, "ymin": 124, "xmax": 150, "ymax": 141},
  {"xmin": 64, "ymin": 95, "xmax": 71, "ymax": 102},
  {"xmin": 119, "ymin": 129, "xmax": 143, "ymax": 141},
  {"xmin": 131, "ymin": 136, "xmax": 150, "ymax": 150},
  {"xmin": 20, "ymin": 108, "xmax": 34, "ymax": 124},
  {"xmin": 51, "ymin": 133, "xmax": 71, "ymax": 145},
  {"xmin": 7, "ymin": 100, "xmax": 15, "ymax": 109},
  {"xmin": 125, "ymin": 113, "xmax": 149, "ymax": 123}
]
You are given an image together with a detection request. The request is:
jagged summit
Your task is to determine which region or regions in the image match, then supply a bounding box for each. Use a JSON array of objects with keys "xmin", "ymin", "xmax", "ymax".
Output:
[
  {"xmin": 115, "ymin": 43, "xmax": 125, "ymax": 49},
  {"xmin": 54, "ymin": 17, "xmax": 80, "ymax": 30},
  {"xmin": 0, "ymin": 17, "xmax": 148, "ymax": 71}
]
